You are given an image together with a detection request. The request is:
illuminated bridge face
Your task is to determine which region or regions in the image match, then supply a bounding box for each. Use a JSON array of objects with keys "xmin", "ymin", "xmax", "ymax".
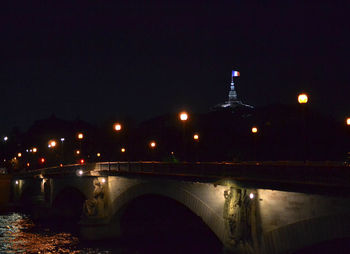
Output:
[{"xmin": 12, "ymin": 162, "xmax": 350, "ymax": 254}]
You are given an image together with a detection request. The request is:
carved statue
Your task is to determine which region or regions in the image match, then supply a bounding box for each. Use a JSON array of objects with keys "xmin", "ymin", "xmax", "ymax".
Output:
[{"xmin": 83, "ymin": 178, "xmax": 106, "ymax": 218}]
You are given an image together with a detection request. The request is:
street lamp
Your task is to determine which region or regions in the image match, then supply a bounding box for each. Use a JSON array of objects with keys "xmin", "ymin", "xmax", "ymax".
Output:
[
  {"xmin": 193, "ymin": 134, "xmax": 199, "ymax": 141},
  {"xmin": 121, "ymin": 147, "xmax": 126, "ymax": 153},
  {"xmin": 298, "ymin": 93, "xmax": 308, "ymax": 104},
  {"xmin": 179, "ymin": 111, "xmax": 189, "ymax": 121},
  {"xmin": 149, "ymin": 141, "xmax": 156, "ymax": 148},
  {"xmin": 3, "ymin": 136, "xmax": 8, "ymax": 142},
  {"xmin": 346, "ymin": 117, "xmax": 350, "ymax": 126},
  {"xmin": 113, "ymin": 123, "xmax": 122, "ymax": 132},
  {"xmin": 48, "ymin": 140, "xmax": 57, "ymax": 148},
  {"xmin": 298, "ymin": 93, "xmax": 309, "ymax": 162},
  {"xmin": 77, "ymin": 133, "xmax": 84, "ymax": 140},
  {"xmin": 251, "ymin": 127, "xmax": 258, "ymax": 134}
]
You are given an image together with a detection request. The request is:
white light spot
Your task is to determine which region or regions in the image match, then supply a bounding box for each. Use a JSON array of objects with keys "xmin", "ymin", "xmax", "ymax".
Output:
[{"xmin": 249, "ymin": 193, "xmax": 254, "ymax": 199}]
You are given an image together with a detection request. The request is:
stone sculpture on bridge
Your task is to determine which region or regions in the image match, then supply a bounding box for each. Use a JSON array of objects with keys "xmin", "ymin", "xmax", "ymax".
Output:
[{"xmin": 83, "ymin": 178, "xmax": 107, "ymax": 218}]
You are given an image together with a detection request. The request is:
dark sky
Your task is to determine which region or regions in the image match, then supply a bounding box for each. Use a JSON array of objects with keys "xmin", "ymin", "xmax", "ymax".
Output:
[{"xmin": 1, "ymin": 2, "xmax": 349, "ymax": 134}]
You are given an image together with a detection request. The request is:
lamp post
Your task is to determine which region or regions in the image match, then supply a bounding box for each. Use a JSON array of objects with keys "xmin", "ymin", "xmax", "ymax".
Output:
[
  {"xmin": 193, "ymin": 133, "xmax": 200, "ymax": 162},
  {"xmin": 149, "ymin": 141, "xmax": 157, "ymax": 161},
  {"xmin": 251, "ymin": 126, "xmax": 258, "ymax": 161},
  {"xmin": 298, "ymin": 93, "xmax": 309, "ymax": 162},
  {"xmin": 179, "ymin": 111, "xmax": 189, "ymax": 161}
]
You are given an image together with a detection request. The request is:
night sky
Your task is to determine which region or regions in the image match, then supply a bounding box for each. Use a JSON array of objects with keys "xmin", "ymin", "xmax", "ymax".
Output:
[{"xmin": 1, "ymin": 2, "xmax": 349, "ymax": 134}]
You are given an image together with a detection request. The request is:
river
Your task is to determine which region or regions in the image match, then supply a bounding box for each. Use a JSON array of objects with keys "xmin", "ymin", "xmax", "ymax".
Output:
[{"xmin": 0, "ymin": 210, "xmax": 223, "ymax": 254}]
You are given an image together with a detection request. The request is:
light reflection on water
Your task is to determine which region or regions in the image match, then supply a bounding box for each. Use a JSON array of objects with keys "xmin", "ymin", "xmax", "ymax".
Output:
[{"xmin": 0, "ymin": 213, "xmax": 118, "ymax": 254}]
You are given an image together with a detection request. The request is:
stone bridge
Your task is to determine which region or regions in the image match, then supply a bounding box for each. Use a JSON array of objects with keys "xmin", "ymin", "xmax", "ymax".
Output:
[{"xmin": 11, "ymin": 161, "xmax": 350, "ymax": 253}]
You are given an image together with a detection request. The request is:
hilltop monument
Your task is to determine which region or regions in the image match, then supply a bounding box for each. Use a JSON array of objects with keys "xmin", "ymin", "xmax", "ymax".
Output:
[{"xmin": 215, "ymin": 70, "xmax": 254, "ymax": 110}]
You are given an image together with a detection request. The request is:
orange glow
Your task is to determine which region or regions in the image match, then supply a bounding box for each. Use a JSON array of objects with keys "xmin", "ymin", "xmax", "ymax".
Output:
[
  {"xmin": 97, "ymin": 152, "xmax": 101, "ymax": 157},
  {"xmin": 193, "ymin": 134, "xmax": 199, "ymax": 141},
  {"xmin": 77, "ymin": 133, "xmax": 84, "ymax": 140},
  {"xmin": 298, "ymin": 93, "xmax": 308, "ymax": 104},
  {"xmin": 114, "ymin": 123, "xmax": 122, "ymax": 131},
  {"xmin": 76, "ymin": 150, "xmax": 80, "ymax": 155},
  {"xmin": 251, "ymin": 127, "xmax": 258, "ymax": 133},
  {"xmin": 40, "ymin": 158, "xmax": 45, "ymax": 163},
  {"xmin": 179, "ymin": 111, "xmax": 189, "ymax": 121},
  {"xmin": 49, "ymin": 140, "xmax": 56, "ymax": 148},
  {"xmin": 26, "ymin": 162, "xmax": 30, "ymax": 167},
  {"xmin": 149, "ymin": 141, "xmax": 156, "ymax": 148},
  {"xmin": 80, "ymin": 159, "xmax": 85, "ymax": 164},
  {"xmin": 121, "ymin": 148, "xmax": 126, "ymax": 153},
  {"xmin": 60, "ymin": 163, "xmax": 63, "ymax": 167},
  {"xmin": 17, "ymin": 153, "xmax": 22, "ymax": 157},
  {"xmin": 346, "ymin": 117, "xmax": 350, "ymax": 126},
  {"xmin": 32, "ymin": 147, "xmax": 37, "ymax": 153}
]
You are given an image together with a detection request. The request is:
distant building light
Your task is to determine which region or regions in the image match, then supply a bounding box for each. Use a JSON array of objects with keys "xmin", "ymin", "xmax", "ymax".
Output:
[
  {"xmin": 60, "ymin": 138, "xmax": 65, "ymax": 142},
  {"xmin": 15, "ymin": 180, "xmax": 19, "ymax": 185},
  {"xmin": 101, "ymin": 178, "xmax": 106, "ymax": 183},
  {"xmin": 3, "ymin": 136, "xmax": 8, "ymax": 141}
]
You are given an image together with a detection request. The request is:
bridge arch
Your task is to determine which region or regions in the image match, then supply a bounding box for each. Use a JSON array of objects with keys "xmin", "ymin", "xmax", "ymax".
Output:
[
  {"xmin": 52, "ymin": 187, "xmax": 86, "ymax": 220},
  {"xmin": 109, "ymin": 182, "xmax": 227, "ymax": 245}
]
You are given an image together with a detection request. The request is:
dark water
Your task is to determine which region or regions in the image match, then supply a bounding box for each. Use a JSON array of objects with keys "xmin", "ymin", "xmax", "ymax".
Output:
[{"xmin": 0, "ymin": 211, "xmax": 222, "ymax": 254}]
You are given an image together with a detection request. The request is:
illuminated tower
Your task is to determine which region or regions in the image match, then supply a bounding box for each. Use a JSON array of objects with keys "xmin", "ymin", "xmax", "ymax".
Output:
[
  {"xmin": 214, "ymin": 70, "xmax": 254, "ymax": 109},
  {"xmin": 228, "ymin": 70, "xmax": 240, "ymax": 104}
]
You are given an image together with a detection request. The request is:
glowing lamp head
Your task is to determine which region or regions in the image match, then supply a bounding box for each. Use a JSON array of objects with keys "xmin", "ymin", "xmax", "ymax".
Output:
[
  {"xmin": 49, "ymin": 140, "xmax": 56, "ymax": 148},
  {"xmin": 121, "ymin": 148, "xmax": 126, "ymax": 153},
  {"xmin": 346, "ymin": 117, "xmax": 350, "ymax": 126},
  {"xmin": 15, "ymin": 180, "xmax": 19, "ymax": 185},
  {"xmin": 60, "ymin": 138, "xmax": 65, "ymax": 142},
  {"xmin": 17, "ymin": 153, "xmax": 22, "ymax": 157},
  {"xmin": 76, "ymin": 150, "xmax": 80, "ymax": 155},
  {"xmin": 193, "ymin": 134, "xmax": 199, "ymax": 141},
  {"xmin": 114, "ymin": 123, "xmax": 122, "ymax": 132},
  {"xmin": 77, "ymin": 169, "xmax": 83, "ymax": 176},
  {"xmin": 179, "ymin": 112, "xmax": 189, "ymax": 121},
  {"xmin": 40, "ymin": 158, "xmax": 45, "ymax": 164},
  {"xmin": 298, "ymin": 93, "xmax": 308, "ymax": 104},
  {"xmin": 26, "ymin": 162, "xmax": 30, "ymax": 167},
  {"xmin": 251, "ymin": 127, "xmax": 258, "ymax": 134},
  {"xmin": 77, "ymin": 133, "xmax": 84, "ymax": 140},
  {"xmin": 97, "ymin": 152, "xmax": 101, "ymax": 157},
  {"xmin": 3, "ymin": 136, "xmax": 8, "ymax": 141},
  {"xmin": 32, "ymin": 148, "xmax": 37, "ymax": 153},
  {"xmin": 249, "ymin": 193, "xmax": 254, "ymax": 199},
  {"xmin": 101, "ymin": 178, "xmax": 106, "ymax": 183},
  {"xmin": 80, "ymin": 159, "xmax": 85, "ymax": 164},
  {"xmin": 149, "ymin": 141, "xmax": 156, "ymax": 148}
]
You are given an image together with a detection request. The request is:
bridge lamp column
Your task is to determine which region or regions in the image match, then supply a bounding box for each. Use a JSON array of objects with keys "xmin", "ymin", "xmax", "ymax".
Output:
[
  {"xmin": 113, "ymin": 123, "xmax": 123, "ymax": 161},
  {"xmin": 298, "ymin": 93, "xmax": 309, "ymax": 162},
  {"xmin": 149, "ymin": 141, "xmax": 157, "ymax": 161},
  {"xmin": 76, "ymin": 132, "xmax": 84, "ymax": 162},
  {"xmin": 179, "ymin": 111, "xmax": 189, "ymax": 161},
  {"xmin": 60, "ymin": 138, "xmax": 65, "ymax": 165},
  {"xmin": 251, "ymin": 126, "xmax": 259, "ymax": 161},
  {"xmin": 193, "ymin": 133, "xmax": 200, "ymax": 162},
  {"xmin": 346, "ymin": 118, "xmax": 350, "ymax": 163}
]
